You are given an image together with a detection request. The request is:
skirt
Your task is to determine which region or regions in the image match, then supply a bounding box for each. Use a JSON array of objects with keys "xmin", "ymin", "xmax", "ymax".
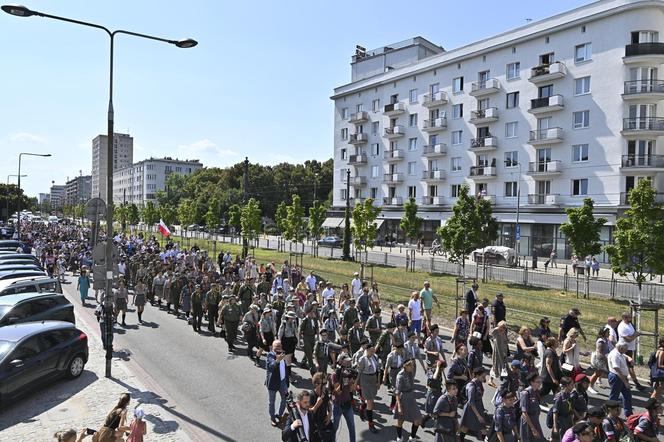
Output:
[
  {"xmin": 359, "ymin": 372, "xmax": 379, "ymax": 401},
  {"xmin": 460, "ymin": 400, "xmax": 486, "ymax": 431},
  {"xmin": 425, "ymin": 388, "xmax": 442, "ymax": 414},
  {"xmin": 590, "ymin": 352, "xmax": 608, "ymax": 373},
  {"xmin": 395, "ymin": 391, "xmax": 422, "ymax": 423},
  {"xmin": 261, "ymin": 332, "xmax": 274, "ymax": 351},
  {"xmin": 134, "ymin": 293, "xmax": 146, "ymax": 307},
  {"xmin": 282, "ymin": 336, "xmax": 297, "ymax": 355},
  {"xmin": 115, "ymin": 297, "xmax": 128, "ymax": 311}
]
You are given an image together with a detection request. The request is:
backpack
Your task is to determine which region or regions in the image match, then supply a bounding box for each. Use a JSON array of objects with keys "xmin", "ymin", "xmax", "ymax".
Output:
[{"xmin": 626, "ymin": 412, "xmax": 648, "ymax": 432}]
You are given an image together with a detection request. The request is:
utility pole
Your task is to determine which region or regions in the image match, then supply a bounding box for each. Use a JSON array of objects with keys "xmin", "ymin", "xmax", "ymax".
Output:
[
  {"xmin": 242, "ymin": 156, "xmax": 249, "ymax": 258},
  {"xmin": 341, "ymin": 169, "xmax": 351, "ymax": 260}
]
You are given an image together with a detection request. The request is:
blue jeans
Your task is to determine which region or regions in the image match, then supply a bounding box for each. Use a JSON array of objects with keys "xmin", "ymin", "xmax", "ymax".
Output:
[
  {"xmin": 608, "ymin": 372, "xmax": 633, "ymax": 416},
  {"xmin": 333, "ymin": 402, "xmax": 356, "ymax": 442},
  {"xmin": 268, "ymin": 389, "xmax": 287, "ymax": 419},
  {"xmin": 410, "ymin": 319, "xmax": 422, "ymax": 334}
]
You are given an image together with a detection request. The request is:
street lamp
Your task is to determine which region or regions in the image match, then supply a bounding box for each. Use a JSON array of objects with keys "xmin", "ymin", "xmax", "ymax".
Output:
[
  {"xmin": 4, "ymin": 4, "xmax": 197, "ymax": 378},
  {"xmin": 16, "ymin": 152, "xmax": 51, "ymax": 237},
  {"xmin": 505, "ymin": 159, "xmax": 522, "ymax": 266},
  {"xmin": 5, "ymin": 174, "xmax": 26, "ymax": 222}
]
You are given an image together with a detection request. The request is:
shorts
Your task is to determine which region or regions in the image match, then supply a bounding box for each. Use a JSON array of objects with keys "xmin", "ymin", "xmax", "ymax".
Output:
[
  {"xmin": 424, "ymin": 308, "xmax": 432, "ymax": 319},
  {"xmin": 410, "ymin": 319, "xmax": 422, "ymax": 334},
  {"xmin": 626, "ymin": 350, "xmax": 635, "ymax": 367}
]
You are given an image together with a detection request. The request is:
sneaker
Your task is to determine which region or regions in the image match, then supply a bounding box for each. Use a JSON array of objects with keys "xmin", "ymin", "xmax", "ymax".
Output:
[
  {"xmin": 587, "ymin": 387, "xmax": 599, "ymax": 395},
  {"xmin": 395, "ymin": 437, "xmax": 403, "ymax": 442}
]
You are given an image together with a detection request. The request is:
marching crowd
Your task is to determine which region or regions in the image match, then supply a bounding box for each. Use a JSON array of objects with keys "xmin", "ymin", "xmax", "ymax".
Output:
[{"xmin": 18, "ymin": 221, "xmax": 664, "ymax": 442}]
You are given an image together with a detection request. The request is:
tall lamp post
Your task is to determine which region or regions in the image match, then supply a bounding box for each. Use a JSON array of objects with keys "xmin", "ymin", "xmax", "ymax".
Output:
[
  {"xmin": 17, "ymin": 152, "xmax": 51, "ymax": 238},
  {"xmin": 5, "ymin": 174, "xmax": 27, "ymax": 222},
  {"xmin": 505, "ymin": 159, "xmax": 522, "ymax": 266},
  {"xmin": 3, "ymin": 4, "xmax": 197, "ymax": 378}
]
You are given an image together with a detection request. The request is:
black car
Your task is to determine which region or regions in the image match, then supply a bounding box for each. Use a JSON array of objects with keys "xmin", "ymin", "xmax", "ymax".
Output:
[
  {"xmin": 0, "ymin": 321, "xmax": 88, "ymax": 405},
  {"xmin": 0, "ymin": 293, "xmax": 74, "ymax": 326},
  {"xmin": 317, "ymin": 236, "xmax": 343, "ymax": 247},
  {"xmin": 0, "ymin": 270, "xmax": 46, "ymax": 281}
]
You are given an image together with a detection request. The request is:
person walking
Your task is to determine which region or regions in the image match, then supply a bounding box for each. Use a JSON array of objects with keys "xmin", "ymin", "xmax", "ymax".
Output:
[
  {"xmin": 114, "ymin": 279, "xmax": 129, "ymax": 327},
  {"xmin": 608, "ymin": 342, "xmax": 633, "ymax": 417},
  {"xmin": 299, "ymin": 308, "xmax": 319, "ymax": 374},
  {"xmin": 190, "ymin": 285, "xmax": 204, "ymax": 333},
  {"xmin": 258, "ymin": 307, "xmax": 276, "ymax": 362},
  {"xmin": 490, "ymin": 321, "xmax": 509, "ymax": 388},
  {"xmin": 76, "ymin": 269, "xmax": 91, "ymax": 305},
  {"xmin": 551, "ymin": 376, "xmax": 574, "ymax": 442},
  {"xmin": 357, "ymin": 345, "xmax": 380, "ymax": 434},
  {"xmin": 331, "ymin": 354, "xmax": 357, "ymax": 442},
  {"xmin": 393, "ymin": 359, "xmax": 422, "ymax": 442},
  {"xmin": 422, "ymin": 359, "xmax": 445, "ymax": 429},
  {"xmin": 486, "ymin": 391, "xmax": 518, "ymax": 442},
  {"xmin": 491, "ymin": 293, "xmax": 506, "ymax": 327},
  {"xmin": 465, "ymin": 283, "xmax": 479, "ymax": 317},
  {"xmin": 152, "ymin": 271, "xmax": 165, "ymax": 307},
  {"xmin": 433, "ymin": 380, "xmax": 460, "ymax": 442},
  {"xmin": 617, "ymin": 312, "xmax": 647, "ymax": 391},
  {"xmin": 126, "ymin": 406, "xmax": 147, "ymax": 442},
  {"xmin": 540, "ymin": 337, "xmax": 562, "ymax": 397},
  {"xmin": 133, "ymin": 279, "xmax": 147, "ymax": 323},
  {"xmin": 519, "ymin": 373, "xmax": 546, "ymax": 442},
  {"xmin": 266, "ymin": 340, "xmax": 289, "ymax": 427},
  {"xmin": 420, "ymin": 281, "xmax": 437, "ymax": 329},
  {"xmin": 205, "ymin": 284, "xmax": 220, "ymax": 334},
  {"xmin": 459, "ymin": 367, "xmax": 489, "ymax": 440},
  {"xmin": 243, "ymin": 304, "xmax": 261, "ymax": 364},
  {"xmin": 220, "ymin": 296, "xmax": 242, "ymax": 351},
  {"xmin": 93, "ymin": 393, "xmax": 131, "ymax": 442},
  {"xmin": 180, "ymin": 281, "xmax": 192, "ymax": 320},
  {"xmin": 588, "ymin": 327, "xmax": 610, "ymax": 395},
  {"xmin": 407, "ymin": 291, "xmax": 424, "ymax": 344}
]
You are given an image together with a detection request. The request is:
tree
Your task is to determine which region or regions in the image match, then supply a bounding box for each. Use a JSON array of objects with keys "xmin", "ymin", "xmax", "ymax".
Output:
[
  {"xmin": 560, "ymin": 198, "xmax": 606, "ymax": 260},
  {"xmin": 227, "ymin": 204, "xmax": 242, "ymax": 234},
  {"xmin": 204, "ymin": 197, "xmax": 221, "ymax": 231},
  {"xmin": 177, "ymin": 199, "xmax": 196, "ymax": 231},
  {"xmin": 127, "ymin": 203, "xmax": 140, "ymax": 226},
  {"xmin": 283, "ymin": 194, "xmax": 306, "ymax": 243},
  {"xmin": 141, "ymin": 201, "xmax": 159, "ymax": 226},
  {"xmin": 606, "ymin": 180, "xmax": 664, "ymax": 291},
  {"xmin": 114, "ymin": 203, "xmax": 129, "ymax": 231},
  {"xmin": 241, "ymin": 198, "xmax": 262, "ymax": 246},
  {"xmin": 308, "ymin": 200, "xmax": 327, "ymax": 240},
  {"xmin": 158, "ymin": 204, "xmax": 177, "ymax": 227},
  {"xmin": 400, "ymin": 197, "xmax": 423, "ymax": 244},
  {"xmin": 437, "ymin": 185, "xmax": 498, "ymax": 274},
  {"xmin": 275, "ymin": 201, "xmax": 288, "ymax": 234},
  {"xmin": 351, "ymin": 198, "xmax": 381, "ymax": 265}
]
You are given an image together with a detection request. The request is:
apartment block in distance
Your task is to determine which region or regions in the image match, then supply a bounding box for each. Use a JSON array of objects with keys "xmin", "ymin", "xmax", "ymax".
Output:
[
  {"xmin": 112, "ymin": 157, "xmax": 203, "ymax": 206},
  {"xmin": 91, "ymin": 132, "xmax": 134, "ymax": 202},
  {"xmin": 65, "ymin": 175, "xmax": 92, "ymax": 207},
  {"xmin": 331, "ymin": 0, "xmax": 664, "ymax": 261}
]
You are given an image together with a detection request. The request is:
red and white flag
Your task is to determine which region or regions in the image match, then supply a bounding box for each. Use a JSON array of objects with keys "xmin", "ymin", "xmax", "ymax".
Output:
[{"xmin": 158, "ymin": 219, "xmax": 171, "ymax": 237}]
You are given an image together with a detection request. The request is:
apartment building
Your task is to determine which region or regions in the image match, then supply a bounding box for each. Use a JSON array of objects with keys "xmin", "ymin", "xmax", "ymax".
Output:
[
  {"xmin": 49, "ymin": 184, "xmax": 66, "ymax": 210},
  {"xmin": 331, "ymin": 0, "xmax": 664, "ymax": 260},
  {"xmin": 64, "ymin": 175, "xmax": 92, "ymax": 207},
  {"xmin": 112, "ymin": 157, "xmax": 203, "ymax": 206},
  {"xmin": 91, "ymin": 133, "xmax": 134, "ymax": 202}
]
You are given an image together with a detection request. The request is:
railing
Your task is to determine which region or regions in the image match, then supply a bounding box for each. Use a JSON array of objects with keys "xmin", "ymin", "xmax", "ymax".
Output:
[
  {"xmin": 348, "ymin": 154, "xmax": 367, "ymax": 164},
  {"xmin": 621, "ymin": 154, "xmax": 664, "ymax": 168},
  {"xmin": 349, "ymin": 111, "xmax": 368, "ymax": 122},
  {"xmin": 625, "ymin": 42, "xmax": 664, "ymax": 57},
  {"xmin": 349, "ymin": 133, "xmax": 368, "ymax": 143},
  {"xmin": 421, "ymin": 170, "xmax": 446, "ymax": 180},
  {"xmin": 383, "ymin": 149, "xmax": 404, "ymax": 160},
  {"xmin": 470, "ymin": 78, "xmax": 499, "ymax": 92},
  {"xmin": 422, "ymin": 91, "xmax": 448, "ymax": 105},
  {"xmin": 469, "ymin": 166, "xmax": 496, "ymax": 177},
  {"xmin": 422, "ymin": 144, "xmax": 447, "ymax": 155},
  {"xmin": 383, "ymin": 102, "xmax": 404, "ymax": 113},
  {"xmin": 529, "ymin": 127, "xmax": 563, "ymax": 142},
  {"xmin": 384, "ymin": 125, "xmax": 405, "ymax": 136},
  {"xmin": 529, "ymin": 61, "xmax": 566, "ymax": 78},
  {"xmin": 621, "ymin": 191, "xmax": 664, "ymax": 205},
  {"xmin": 622, "ymin": 117, "xmax": 664, "ymax": 131},
  {"xmin": 470, "ymin": 136, "xmax": 495, "ymax": 148},
  {"xmin": 423, "ymin": 118, "xmax": 447, "ymax": 129},
  {"xmin": 351, "ymin": 176, "xmax": 367, "ymax": 185},
  {"xmin": 383, "ymin": 173, "xmax": 404, "ymax": 183},
  {"xmin": 623, "ymin": 80, "xmax": 664, "ymax": 95},
  {"xmin": 382, "ymin": 196, "xmax": 403, "ymax": 205},
  {"xmin": 528, "ymin": 160, "xmax": 562, "ymax": 173},
  {"xmin": 530, "ymin": 94, "xmax": 563, "ymax": 109},
  {"xmin": 528, "ymin": 194, "xmax": 559, "ymax": 204},
  {"xmin": 420, "ymin": 196, "xmax": 444, "ymax": 205},
  {"xmin": 470, "ymin": 107, "xmax": 498, "ymax": 120}
]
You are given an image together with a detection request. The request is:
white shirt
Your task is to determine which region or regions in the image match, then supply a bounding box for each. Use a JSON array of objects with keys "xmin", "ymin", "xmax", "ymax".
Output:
[
  {"xmin": 295, "ymin": 408, "xmax": 310, "ymax": 440},
  {"xmin": 321, "ymin": 288, "xmax": 335, "ymax": 301},
  {"xmin": 408, "ymin": 299, "xmax": 422, "ymax": 321},
  {"xmin": 351, "ymin": 278, "xmax": 362, "ymax": 299},
  {"xmin": 617, "ymin": 321, "xmax": 637, "ymax": 351},
  {"xmin": 605, "ymin": 325, "xmax": 618, "ymax": 351},
  {"xmin": 305, "ymin": 275, "xmax": 317, "ymax": 292},
  {"xmin": 279, "ymin": 359, "xmax": 286, "ymax": 380},
  {"xmin": 608, "ymin": 348, "xmax": 629, "ymax": 377}
]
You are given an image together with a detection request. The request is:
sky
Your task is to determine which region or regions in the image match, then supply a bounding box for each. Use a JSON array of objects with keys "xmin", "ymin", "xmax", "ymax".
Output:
[{"xmin": 0, "ymin": 0, "xmax": 590, "ymax": 198}]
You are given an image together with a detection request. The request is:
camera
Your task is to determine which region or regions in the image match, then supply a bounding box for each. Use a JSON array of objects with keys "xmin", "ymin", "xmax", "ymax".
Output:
[{"xmin": 341, "ymin": 367, "xmax": 358, "ymax": 380}]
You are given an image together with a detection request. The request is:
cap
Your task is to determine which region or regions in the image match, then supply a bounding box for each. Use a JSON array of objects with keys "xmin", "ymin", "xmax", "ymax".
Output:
[
  {"xmin": 250, "ymin": 304, "xmax": 260, "ymax": 311},
  {"xmin": 587, "ymin": 406, "xmax": 605, "ymax": 418},
  {"xmin": 289, "ymin": 287, "xmax": 295, "ymax": 292},
  {"xmin": 285, "ymin": 311, "xmax": 297, "ymax": 319},
  {"xmin": 510, "ymin": 359, "xmax": 522, "ymax": 367},
  {"xmin": 134, "ymin": 406, "xmax": 145, "ymax": 419},
  {"xmin": 353, "ymin": 272, "xmax": 359, "ymax": 276},
  {"xmin": 571, "ymin": 307, "xmax": 581, "ymax": 314},
  {"xmin": 572, "ymin": 422, "xmax": 592, "ymax": 435},
  {"xmin": 277, "ymin": 286, "xmax": 284, "ymax": 291},
  {"xmin": 262, "ymin": 307, "xmax": 272, "ymax": 313}
]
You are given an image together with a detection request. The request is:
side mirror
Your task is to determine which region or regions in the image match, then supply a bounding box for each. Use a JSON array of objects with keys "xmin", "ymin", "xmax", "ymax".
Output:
[
  {"xmin": 6, "ymin": 316, "xmax": 19, "ymax": 325},
  {"xmin": 9, "ymin": 359, "xmax": 24, "ymax": 369}
]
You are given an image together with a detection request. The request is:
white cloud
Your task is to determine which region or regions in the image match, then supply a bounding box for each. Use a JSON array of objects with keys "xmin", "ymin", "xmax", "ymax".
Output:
[
  {"xmin": 11, "ymin": 132, "xmax": 47, "ymax": 144},
  {"xmin": 177, "ymin": 139, "xmax": 237, "ymax": 162}
]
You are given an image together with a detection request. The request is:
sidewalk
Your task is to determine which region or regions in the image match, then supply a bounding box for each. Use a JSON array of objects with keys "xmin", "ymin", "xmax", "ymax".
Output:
[{"xmin": 0, "ymin": 276, "xmax": 191, "ymax": 441}]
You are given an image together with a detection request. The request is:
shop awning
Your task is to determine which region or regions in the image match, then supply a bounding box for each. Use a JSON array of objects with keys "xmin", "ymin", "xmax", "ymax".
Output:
[{"xmin": 322, "ymin": 217, "xmax": 344, "ymax": 228}]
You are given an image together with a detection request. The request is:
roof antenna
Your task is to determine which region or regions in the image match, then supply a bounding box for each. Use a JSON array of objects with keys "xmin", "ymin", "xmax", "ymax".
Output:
[{"xmin": 525, "ymin": 18, "xmax": 532, "ymax": 23}]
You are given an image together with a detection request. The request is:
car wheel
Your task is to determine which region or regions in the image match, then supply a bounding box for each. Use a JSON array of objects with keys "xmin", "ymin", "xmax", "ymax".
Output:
[{"xmin": 66, "ymin": 354, "xmax": 85, "ymax": 379}]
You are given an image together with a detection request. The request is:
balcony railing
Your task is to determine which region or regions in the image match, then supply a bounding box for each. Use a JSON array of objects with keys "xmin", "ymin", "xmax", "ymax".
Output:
[
  {"xmin": 421, "ymin": 91, "xmax": 448, "ymax": 106},
  {"xmin": 347, "ymin": 154, "xmax": 367, "ymax": 164},
  {"xmin": 421, "ymin": 170, "xmax": 446, "ymax": 180},
  {"xmin": 623, "ymin": 80, "xmax": 664, "ymax": 95},
  {"xmin": 383, "ymin": 196, "xmax": 403, "ymax": 206},
  {"xmin": 469, "ymin": 166, "xmax": 497, "ymax": 177},
  {"xmin": 349, "ymin": 111, "xmax": 368, "ymax": 123},
  {"xmin": 422, "ymin": 144, "xmax": 447, "ymax": 156},
  {"xmin": 422, "ymin": 117, "xmax": 447, "ymax": 131},
  {"xmin": 469, "ymin": 78, "xmax": 500, "ymax": 95},
  {"xmin": 529, "ymin": 61, "xmax": 567, "ymax": 80},
  {"xmin": 527, "ymin": 160, "xmax": 562, "ymax": 173},
  {"xmin": 530, "ymin": 94, "xmax": 564, "ymax": 110},
  {"xmin": 625, "ymin": 42, "xmax": 664, "ymax": 57},
  {"xmin": 621, "ymin": 191, "xmax": 664, "ymax": 205},
  {"xmin": 621, "ymin": 154, "xmax": 664, "ymax": 168},
  {"xmin": 470, "ymin": 107, "xmax": 498, "ymax": 122},
  {"xmin": 383, "ymin": 173, "xmax": 404, "ymax": 183},
  {"xmin": 384, "ymin": 125, "xmax": 405, "ymax": 137},
  {"xmin": 350, "ymin": 176, "xmax": 367, "ymax": 185},
  {"xmin": 383, "ymin": 149, "xmax": 405, "ymax": 160},
  {"xmin": 348, "ymin": 133, "xmax": 368, "ymax": 143},
  {"xmin": 383, "ymin": 102, "xmax": 405, "ymax": 114},
  {"xmin": 421, "ymin": 196, "xmax": 444, "ymax": 205},
  {"xmin": 622, "ymin": 117, "xmax": 664, "ymax": 131},
  {"xmin": 470, "ymin": 136, "xmax": 497, "ymax": 148},
  {"xmin": 528, "ymin": 194, "xmax": 560, "ymax": 205},
  {"xmin": 529, "ymin": 127, "xmax": 563, "ymax": 142}
]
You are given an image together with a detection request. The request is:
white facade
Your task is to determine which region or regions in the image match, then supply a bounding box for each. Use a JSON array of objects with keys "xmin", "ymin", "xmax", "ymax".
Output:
[
  {"xmin": 331, "ymin": 0, "xmax": 664, "ymax": 259},
  {"xmin": 112, "ymin": 157, "xmax": 203, "ymax": 206},
  {"xmin": 49, "ymin": 184, "xmax": 66, "ymax": 210},
  {"xmin": 91, "ymin": 133, "xmax": 134, "ymax": 202}
]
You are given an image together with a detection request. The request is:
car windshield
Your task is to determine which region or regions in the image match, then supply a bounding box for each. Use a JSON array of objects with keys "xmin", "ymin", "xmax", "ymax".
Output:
[
  {"xmin": 0, "ymin": 339, "xmax": 13, "ymax": 361},
  {"xmin": 0, "ymin": 305, "xmax": 9, "ymax": 319}
]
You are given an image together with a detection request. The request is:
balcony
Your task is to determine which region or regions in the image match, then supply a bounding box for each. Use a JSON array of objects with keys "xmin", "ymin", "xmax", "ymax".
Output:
[
  {"xmin": 383, "ymin": 125, "xmax": 405, "ymax": 139},
  {"xmin": 347, "ymin": 154, "xmax": 367, "ymax": 165},
  {"xmin": 349, "ymin": 111, "xmax": 368, "ymax": 123},
  {"xmin": 421, "ymin": 196, "xmax": 445, "ymax": 206},
  {"xmin": 383, "ymin": 173, "xmax": 404, "ymax": 184},
  {"xmin": 620, "ymin": 154, "xmax": 664, "ymax": 172},
  {"xmin": 383, "ymin": 196, "xmax": 404, "ymax": 206},
  {"xmin": 350, "ymin": 176, "xmax": 367, "ymax": 186},
  {"xmin": 422, "ymin": 143, "xmax": 447, "ymax": 157},
  {"xmin": 528, "ymin": 61, "xmax": 567, "ymax": 84},
  {"xmin": 469, "ymin": 107, "xmax": 499, "ymax": 124},
  {"xmin": 527, "ymin": 160, "xmax": 563, "ymax": 177},
  {"xmin": 527, "ymin": 194, "xmax": 560, "ymax": 206},
  {"xmin": 528, "ymin": 127, "xmax": 563, "ymax": 145},
  {"xmin": 421, "ymin": 91, "xmax": 448, "ymax": 107},
  {"xmin": 469, "ymin": 166, "xmax": 497, "ymax": 180},
  {"xmin": 621, "ymin": 117, "xmax": 664, "ymax": 138},
  {"xmin": 383, "ymin": 149, "xmax": 405, "ymax": 162},
  {"xmin": 469, "ymin": 78, "xmax": 501, "ymax": 97},
  {"xmin": 528, "ymin": 95, "xmax": 564, "ymax": 114},
  {"xmin": 623, "ymin": 43, "xmax": 664, "ymax": 65},
  {"xmin": 621, "ymin": 191, "xmax": 664, "ymax": 205},
  {"xmin": 623, "ymin": 80, "xmax": 664, "ymax": 101},
  {"xmin": 422, "ymin": 117, "xmax": 448, "ymax": 132},
  {"xmin": 383, "ymin": 102, "xmax": 406, "ymax": 116},
  {"xmin": 348, "ymin": 133, "xmax": 368, "ymax": 144},
  {"xmin": 422, "ymin": 170, "xmax": 446, "ymax": 181},
  {"xmin": 470, "ymin": 136, "xmax": 498, "ymax": 152}
]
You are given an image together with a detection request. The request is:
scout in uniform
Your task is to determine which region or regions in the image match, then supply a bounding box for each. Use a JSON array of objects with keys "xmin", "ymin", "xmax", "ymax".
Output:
[
  {"xmin": 313, "ymin": 329, "xmax": 332, "ymax": 374},
  {"xmin": 298, "ymin": 308, "xmax": 319, "ymax": 374},
  {"xmin": 425, "ymin": 324, "xmax": 447, "ymax": 368},
  {"xmin": 243, "ymin": 304, "xmax": 261, "ymax": 364},
  {"xmin": 365, "ymin": 308, "xmax": 383, "ymax": 347},
  {"xmin": 348, "ymin": 318, "xmax": 366, "ymax": 356},
  {"xmin": 433, "ymin": 380, "xmax": 460, "ymax": 442},
  {"xmin": 205, "ymin": 283, "xmax": 220, "ymax": 334},
  {"xmin": 220, "ymin": 296, "xmax": 242, "ymax": 351},
  {"xmin": 238, "ymin": 277, "xmax": 254, "ymax": 315},
  {"xmin": 384, "ymin": 342, "xmax": 406, "ymax": 406},
  {"xmin": 487, "ymin": 391, "xmax": 518, "ymax": 442},
  {"xmin": 520, "ymin": 373, "xmax": 546, "ymax": 442},
  {"xmin": 459, "ymin": 366, "xmax": 489, "ymax": 439},
  {"xmin": 341, "ymin": 299, "xmax": 359, "ymax": 334},
  {"xmin": 376, "ymin": 322, "xmax": 397, "ymax": 370}
]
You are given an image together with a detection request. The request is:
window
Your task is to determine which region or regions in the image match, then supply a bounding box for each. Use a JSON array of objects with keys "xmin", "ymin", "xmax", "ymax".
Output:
[
  {"xmin": 408, "ymin": 138, "xmax": 417, "ymax": 151},
  {"xmin": 451, "ymin": 157, "xmax": 462, "ymax": 172},
  {"xmin": 409, "ymin": 114, "xmax": 418, "ymax": 127},
  {"xmin": 506, "ymin": 62, "xmax": 520, "ymax": 80},
  {"xmin": 505, "ymin": 181, "xmax": 518, "ymax": 197},
  {"xmin": 506, "ymin": 92, "xmax": 519, "ymax": 109},
  {"xmin": 505, "ymin": 121, "xmax": 518, "ymax": 138},
  {"xmin": 372, "ymin": 99, "xmax": 380, "ymax": 112},
  {"xmin": 451, "ymin": 184, "xmax": 462, "ymax": 197},
  {"xmin": 340, "ymin": 189, "xmax": 347, "ymax": 200},
  {"xmin": 370, "ymin": 187, "xmax": 378, "ymax": 199},
  {"xmin": 356, "ymin": 103, "xmax": 364, "ymax": 112},
  {"xmin": 572, "ymin": 144, "xmax": 589, "ymax": 162},
  {"xmin": 408, "ymin": 162, "xmax": 416, "ymax": 175},
  {"xmin": 430, "ymin": 83, "xmax": 439, "ymax": 94},
  {"xmin": 452, "ymin": 131, "xmax": 463, "ymax": 145},
  {"xmin": 371, "ymin": 165, "xmax": 380, "ymax": 178},
  {"xmin": 341, "ymin": 128, "xmax": 348, "ymax": 140},
  {"xmin": 452, "ymin": 76, "xmax": 464, "ymax": 93},
  {"xmin": 452, "ymin": 104, "xmax": 463, "ymax": 119},
  {"xmin": 575, "ymin": 43, "xmax": 592, "ymax": 63},
  {"xmin": 408, "ymin": 186, "xmax": 417, "ymax": 198},
  {"xmin": 504, "ymin": 151, "xmax": 518, "ymax": 167},
  {"xmin": 409, "ymin": 89, "xmax": 418, "ymax": 103},
  {"xmin": 371, "ymin": 121, "xmax": 379, "ymax": 135},
  {"xmin": 538, "ymin": 84, "xmax": 553, "ymax": 98},
  {"xmin": 340, "ymin": 148, "xmax": 347, "ymax": 160},
  {"xmin": 574, "ymin": 76, "xmax": 591, "ymax": 95},
  {"xmin": 572, "ymin": 178, "xmax": 588, "ymax": 196},
  {"xmin": 573, "ymin": 110, "xmax": 590, "ymax": 129},
  {"xmin": 540, "ymin": 52, "xmax": 554, "ymax": 65},
  {"xmin": 342, "ymin": 108, "xmax": 348, "ymax": 119},
  {"xmin": 371, "ymin": 143, "xmax": 380, "ymax": 156},
  {"xmin": 631, "ymin": 31, "xmax": 659, "ymax": 44},
  {"xmin": 390, "ymin": 94, "xmax": 399, "ymax": 104}
]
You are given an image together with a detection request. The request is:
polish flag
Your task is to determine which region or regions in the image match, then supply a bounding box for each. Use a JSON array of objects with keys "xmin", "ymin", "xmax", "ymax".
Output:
[{"xmin": 158, "ymin": 219, "xmax": 171, "ymax": 237}]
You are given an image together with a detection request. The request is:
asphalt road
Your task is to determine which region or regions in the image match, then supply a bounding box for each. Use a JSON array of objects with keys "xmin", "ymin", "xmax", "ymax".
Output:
[{"xmin": 58, "ymin": 274, "xmax": 655, "ymax": 442}]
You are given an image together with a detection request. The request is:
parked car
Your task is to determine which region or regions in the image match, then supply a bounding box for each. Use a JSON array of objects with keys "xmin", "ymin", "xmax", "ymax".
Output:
[
  {"xmin": 0, "ymin": 277, "xmax": 61, "ymax": 296},
  {"xmin": 0, "ymin": 264, "xmax": 43, "ymax": 273},
  {"xmin": 0, "ymin": 293, "xmax": 74, "ymax": 327},
  {"xmin": 0, "ymin": 224, "xmax": 14, "ymax": 240},
  {"xmin": 317, "ymin": 236, "xmax": 343, "ymax": 248},
  {"xmin": 0, "ymin": 259, "xmax": 44, "ymax": 270},
  {"xmin": 0, "ymin": 270, "xmax": 47, "ymax": 281},
  {"xmin": 186, "ymin": 224, "xmax": 202, "ymax": 232},
  {"xmin": 0, "ymin": 254, "xmax": 42, "ymax": 266},
  {"xmin": 0, "ymin": 321, "xmax": 88, "ymax": 405},
  {"xmin": 0, "ymin": 240, "xmax": 30, "ymax": 254}
]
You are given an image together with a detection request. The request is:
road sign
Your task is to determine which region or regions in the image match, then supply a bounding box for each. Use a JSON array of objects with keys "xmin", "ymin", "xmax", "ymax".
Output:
[
  {"xmin": 93, "ymin": 241, "xmax": 119, "ymax": 266},
  {"xmin": 515, "ymin": 224, "xmax": 521, "ymax": 241},
  {"xmin": 85, "ymin": 197, "xmax": 106, "ymax": 221}
]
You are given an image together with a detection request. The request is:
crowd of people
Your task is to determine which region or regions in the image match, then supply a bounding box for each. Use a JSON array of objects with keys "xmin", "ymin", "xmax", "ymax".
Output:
[{"xmin": 16, "ymin": 220, "xmax": 664, "ymax": 442}]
